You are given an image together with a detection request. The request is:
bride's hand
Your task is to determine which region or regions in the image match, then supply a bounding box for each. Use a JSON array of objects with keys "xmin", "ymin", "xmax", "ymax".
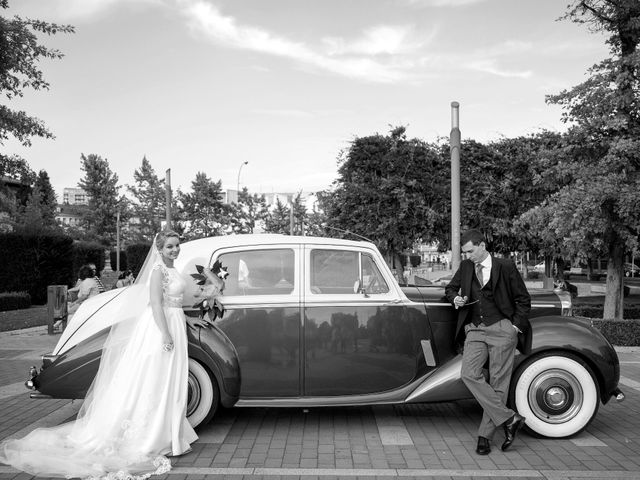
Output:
[{"xmin": 161, "ymin": 333, "xmax": 174, "ymax": 352}]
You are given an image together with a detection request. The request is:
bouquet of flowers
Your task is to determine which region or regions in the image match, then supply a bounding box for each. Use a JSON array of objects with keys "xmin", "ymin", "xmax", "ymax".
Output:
[{"xmin": 191, "ymin": 261, "xmax": 228, "ymax": 321}]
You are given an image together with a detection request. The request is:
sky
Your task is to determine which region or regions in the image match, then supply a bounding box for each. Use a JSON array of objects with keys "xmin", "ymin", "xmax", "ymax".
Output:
[{"xmin": 4, "ymin": 0, "xmax": 610, "ymax": 200}]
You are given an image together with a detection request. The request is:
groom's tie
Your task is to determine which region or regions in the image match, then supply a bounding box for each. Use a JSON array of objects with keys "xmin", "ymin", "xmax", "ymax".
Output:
[{"xmin": 475, "ymin": 263, "xmax": 484, "ymax": 286}]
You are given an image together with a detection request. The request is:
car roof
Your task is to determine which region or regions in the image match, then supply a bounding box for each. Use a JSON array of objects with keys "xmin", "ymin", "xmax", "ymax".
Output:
[{"xmin": 181, "ymin": 233, "xmax": 375, "ymax": 251}]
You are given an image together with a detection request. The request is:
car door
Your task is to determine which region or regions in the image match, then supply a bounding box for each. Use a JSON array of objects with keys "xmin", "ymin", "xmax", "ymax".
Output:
[
  {"xmin": 303, "ymin": 245, "xmax": 429, "ymax": 396},
  {"xmin": 213, "ymin": 244, "xmax": 302, "ymax": 398}
]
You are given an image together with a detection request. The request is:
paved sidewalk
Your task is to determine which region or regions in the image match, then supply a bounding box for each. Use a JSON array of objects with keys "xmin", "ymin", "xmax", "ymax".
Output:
[{"xmin": 0, "ymin": 326, "xmax": 639, "ymax": 479}]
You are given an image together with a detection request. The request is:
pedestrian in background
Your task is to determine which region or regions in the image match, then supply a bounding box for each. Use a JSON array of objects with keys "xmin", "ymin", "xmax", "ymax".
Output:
[
  {"xmin": 67, "ymin": 265, "xmax": 100, "ymax": 315},
  {"xmin": 88, "ymin": 262, "xmax": 106, "ymax": 293},
  {"xmin": 115, "ymin": 270, "xmax": 135, "ymax": 288},
  {"xmin": 445, "ymin": 229, "xmax": 531, "ymax": 455}
]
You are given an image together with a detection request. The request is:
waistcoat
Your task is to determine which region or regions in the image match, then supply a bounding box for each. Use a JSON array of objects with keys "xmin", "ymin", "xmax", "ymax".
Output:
[{"xmin": 469, "ymin": 271, "xmax": 504, "ymax": 326}]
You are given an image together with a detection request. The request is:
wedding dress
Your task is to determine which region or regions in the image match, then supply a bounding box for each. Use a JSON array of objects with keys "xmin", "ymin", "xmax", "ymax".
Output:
[{"xmin": 0, "ymin": 247, "xmax": 198, "ymax": 479}]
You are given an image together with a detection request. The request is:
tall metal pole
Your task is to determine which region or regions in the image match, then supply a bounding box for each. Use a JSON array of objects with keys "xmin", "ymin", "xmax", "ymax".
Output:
[
  {"xmin": 116, "ymin": 209, "xmax": 121, "ymax": 272},
  {"xmin": 237, "ymin": 161, "xmax": 248, "ymax": 202},
  {"xmin": 450, "ymin": 102, "xmax": 461, "ymax": 272},
  {"xmin": 290, "ymin": 202, "xmax": 295, "ymax": 235},
  {"xmin": 165, "ymin": 168, "xmax": 172, "ymax": 230}
]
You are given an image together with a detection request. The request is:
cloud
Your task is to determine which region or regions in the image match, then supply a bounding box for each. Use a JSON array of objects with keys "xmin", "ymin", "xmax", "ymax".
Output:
[
  {"xmin": 251, "ymin": 109, "xmax": 315, "ymax": 119},
  {"xmin": 467, "ymin": 59, "xmax": 532, "ymax": 78},
  {"xmin": 179, "ymin": 0, "xmax": 420, "ymax": 83},
  {"xmin": 404, "ymin": 0, "xmax": 487, "ymax": 7},
  {"xmin": 322, "ymin": 25, "xmax": 429, "ymax": 56},
  {"xmin": 47, "ymin": 0, "xmax": 161, "ymax": 20}
]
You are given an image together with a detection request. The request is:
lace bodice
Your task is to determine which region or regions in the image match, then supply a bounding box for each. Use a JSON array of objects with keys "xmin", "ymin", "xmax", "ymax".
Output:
[{"xmin": 153, "ymin": 265, "xmax": 185, "ymax": 308}]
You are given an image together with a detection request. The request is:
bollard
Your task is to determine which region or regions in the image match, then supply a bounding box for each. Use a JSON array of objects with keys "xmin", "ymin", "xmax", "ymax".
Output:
[{"xmin": 47, "ymin": 285, "xmax": 68, "ymax": 335}]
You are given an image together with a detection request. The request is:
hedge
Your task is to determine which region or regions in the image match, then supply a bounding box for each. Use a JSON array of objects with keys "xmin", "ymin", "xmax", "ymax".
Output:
[
  {"xmin": 0, "ymin": 292, "xmax": 31, "ymax": 311},
  {"xmin": 71, "ymin": 241, "xmax": 106, "ymax": 277},
  {"xmin": 573, "ymin": 304, "xmax": 640, "ymax": 320},
  {"xmin": 0, "ymin": 233, "xmax": 105, "ymax": 305},
  {"xmin": 0, "ymin": 233, "xmax": 75, "ymax": 305},
  {"xmin": 126, "ymin": 242, "xmax": 152, "ymax": 276},
  {"xmin": 109, "ymin": 250, "xmax": 128, "ymax": 271},
  {"xmin": 590, "ymin": 319, "xmax": 640, "ymax": 347}
]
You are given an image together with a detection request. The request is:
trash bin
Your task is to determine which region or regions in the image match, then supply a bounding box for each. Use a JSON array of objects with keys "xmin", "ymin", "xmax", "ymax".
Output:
[{"xmin": 47, "ymin": 285, "xmax": 68, "ymax": 334}]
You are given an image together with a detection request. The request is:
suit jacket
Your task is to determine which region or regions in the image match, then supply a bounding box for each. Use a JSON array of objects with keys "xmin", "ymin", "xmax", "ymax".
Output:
[{"xmin": 445, "ymin": 256, "xmax": 532, "ymax": 354}]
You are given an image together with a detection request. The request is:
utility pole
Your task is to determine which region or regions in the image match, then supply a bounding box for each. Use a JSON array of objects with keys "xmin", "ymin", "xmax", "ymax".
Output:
[
  {"xmin": 116, "ymin": 209, "xmax": 121, "ymax": 272},
  {"xmin": 450, "ymin": 102, "xmax": 461, "ymax": 272},
  {"xmin": 289, "ymin": 202, "xmax": 295, "ymax": 235},
  {"xmin": 165, "ymin": 169, "xmax": 172, "ymax": 230}
]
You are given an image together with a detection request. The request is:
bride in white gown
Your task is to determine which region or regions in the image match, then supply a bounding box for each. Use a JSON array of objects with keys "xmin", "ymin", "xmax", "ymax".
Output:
[{"xmin": 0, "ymin": 231, "xmax": 204, "ymax": 479}]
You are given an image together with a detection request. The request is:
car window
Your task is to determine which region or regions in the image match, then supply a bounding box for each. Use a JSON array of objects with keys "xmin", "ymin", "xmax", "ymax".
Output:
[
  {"xmin": 218, "ymin": 249, "xmax": 295, "ymax": 296},
  {"xmin": 362, "ymin": 253, "xmax": 389, "ymax": 294},
  {"xmin": 310, "ymin": 249, "xmax": 389, "ymax": 295}
]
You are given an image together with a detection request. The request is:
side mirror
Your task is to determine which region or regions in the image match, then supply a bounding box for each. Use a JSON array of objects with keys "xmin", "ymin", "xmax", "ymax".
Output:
[{"xmin": 353, "ymin": 279, "xmax": 369, "ymax": 297}]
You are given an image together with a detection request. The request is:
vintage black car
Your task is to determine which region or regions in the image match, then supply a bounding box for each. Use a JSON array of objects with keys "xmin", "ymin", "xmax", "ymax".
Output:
[{"xmin": 27, "ymin": 234, "xmax": 623, "ymax": 438}]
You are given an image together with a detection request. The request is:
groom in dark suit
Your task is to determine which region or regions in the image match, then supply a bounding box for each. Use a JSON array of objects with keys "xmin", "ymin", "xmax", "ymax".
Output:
[{"xmin": 445, "ymin": 229, "xmax": 531, "ymax": 455}]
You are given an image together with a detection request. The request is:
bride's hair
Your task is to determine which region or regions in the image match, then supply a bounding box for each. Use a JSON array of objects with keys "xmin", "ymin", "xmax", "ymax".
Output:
[{"xmin": 155, "ymin": 230, "xmax": 180, "ymax": 249}]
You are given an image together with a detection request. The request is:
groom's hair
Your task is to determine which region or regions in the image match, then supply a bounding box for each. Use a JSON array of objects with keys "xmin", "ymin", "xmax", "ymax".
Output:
[{"xmin": 461, "ymin": 229, "xmax": 485, "ymax": 246}]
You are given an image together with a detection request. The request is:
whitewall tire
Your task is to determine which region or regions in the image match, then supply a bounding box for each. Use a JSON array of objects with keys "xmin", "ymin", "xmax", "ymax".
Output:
[
  {"xmin": 510, "ymin": 353, "xmax": 599, "ymax": 438},
  {"xmin": 186, "ymin": 358, "xmax": 219, "ymax": 428}
]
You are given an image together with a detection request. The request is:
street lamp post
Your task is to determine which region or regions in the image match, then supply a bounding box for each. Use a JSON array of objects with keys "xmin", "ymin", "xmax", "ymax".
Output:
[
  {"xmin": 236, "ymin": 161, "xmax": 248, "ymax": 202},
  {"xmin": 450, "ymin": 102, "xmax": 461, "ymax": 272}
]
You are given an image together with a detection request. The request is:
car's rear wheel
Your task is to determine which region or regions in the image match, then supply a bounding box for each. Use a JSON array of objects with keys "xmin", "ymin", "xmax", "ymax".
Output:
[
  {"xmin": 509, "ymin": 352, "xmax": 599, "ymax": 438},
  {"xmin": 186, "ymin": 358, "xmax": 219, "ymax": 428}
]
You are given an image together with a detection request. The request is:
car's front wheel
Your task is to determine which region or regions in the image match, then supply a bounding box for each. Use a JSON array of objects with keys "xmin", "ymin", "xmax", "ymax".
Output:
[
  {"xmin": 509, "ymin": 352, "xmax": 599, "ymax": 438},
  {"xmin": 186, "ymin": 358, "xmax": 219, "ymax": 428}
]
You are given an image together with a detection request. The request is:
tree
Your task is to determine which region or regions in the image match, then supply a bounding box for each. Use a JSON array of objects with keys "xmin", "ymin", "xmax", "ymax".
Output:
[
  {"xmin": 0, "ymin": 0, "xmax": 74, "ymax": 147},
  {"xmin": 178, "ymin": 172, "xmax": 229, "ymax": 239},
  {"xmin": 34, "ymin": 169, "xmax": 57, "ymax": 227},
  {"xmin": 0, "ymin": 154, "xmax": 35, "ymax": 228},
  {"xmin": 539, "ymin": 0, "xmax": 640, "ymax": 319},
  {"xmin": 290, "ymin": 192, "xmax": 307, "ymax": 235},
  {"xmin": 229, "ymin": 187, "xmax": 268, "ymax": 234},
  {"xmin": 127, "ymin": 156, "xmax": 165, "ymax": 242},
  {"xmin": 321, "ymin": 126, "xmax": 447, "ymax": 267},
  {"xmin": 78, "ymin": 153, "xmax": 121, "ymax": 244},
  {"xmin": 263, "ymin": 198, "xmax": 291, "ymax": 234}
]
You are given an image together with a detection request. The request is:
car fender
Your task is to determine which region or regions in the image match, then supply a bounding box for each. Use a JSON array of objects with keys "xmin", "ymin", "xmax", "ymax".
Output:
[
  {"xmin": 194, "ymin": 322, "xmax": 241, "ymax": 408},
  {"xmin": 405, "ymin": 315, "xmax": 618, "ymax": 406},
  {"xmin": 515, "ymin": 315, "xmax": 619, "ymax": 404}
]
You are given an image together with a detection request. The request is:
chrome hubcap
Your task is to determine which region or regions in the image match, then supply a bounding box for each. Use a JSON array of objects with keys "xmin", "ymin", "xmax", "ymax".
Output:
[
  {"xmin": 528, "ymin": 369, "xmax": 582, "ymax": 424},
  {"xmin": 187, "ymin": 371, "xmax": 201, "ymax": 417}
]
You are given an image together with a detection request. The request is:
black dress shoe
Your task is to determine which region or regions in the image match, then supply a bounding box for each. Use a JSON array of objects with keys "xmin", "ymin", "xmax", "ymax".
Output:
[
  {"xmin": 476, "ymin": 436, "xmax": 491, "ymax": 455},
  {"xmin": 501, "ymin": 414, "xmax": 525, "ymax": 451}
]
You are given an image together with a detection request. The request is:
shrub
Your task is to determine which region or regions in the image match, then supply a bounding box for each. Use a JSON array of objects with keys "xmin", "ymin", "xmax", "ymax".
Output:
[
  {"xmin": 590, "ymin": 319, "xmax": 640, "ymax": 347},
  {"xmin": 126, "ymin": 242, "xmax": 152, "ymax": 276},
  {"xmin": 0, "ymin": 232, "xmax": 75, "ymax": 305},
  {"xmin": 573, "ymin": 304, "xmax": 640, "ymax": 320},
  {"xmin": 109, "ymin": 250, "xmax": 128, "ymax": 271},
  {"xmin": 71, "ymin": 241, "xmax": 106, "ymax": 277},
  {"xmin": 409, "ymin": 254, "xmax": 421, "ymax": 268},
  {"xmin": 0, "ymin": 292, "xmax": 31, "ymax": 311}
]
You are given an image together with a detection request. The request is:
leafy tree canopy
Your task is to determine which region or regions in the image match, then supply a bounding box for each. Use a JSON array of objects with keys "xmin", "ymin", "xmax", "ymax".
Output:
[
  {"xmin": 537, "ymin": 0, "xmax": 640, "ymax": 319},
  {"xmin": 321, "ymin": 126, "xmax": 447, "ymax": 265},
  {"xmin": 127, "ymin": 156, "xmax": 165, "ymax": 242},
  {"xmin": 0, "ymin": 0, "xmax": 74, "ymax": 147},
  {"xmin": 78, "ymin": 153, "xmax": 121, "ymax": 244}
]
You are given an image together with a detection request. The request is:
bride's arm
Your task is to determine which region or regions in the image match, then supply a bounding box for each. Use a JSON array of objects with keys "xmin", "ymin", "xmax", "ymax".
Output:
[{"xmin": 150, "ymin": 268, "xmax": 173, "ymax": 347}]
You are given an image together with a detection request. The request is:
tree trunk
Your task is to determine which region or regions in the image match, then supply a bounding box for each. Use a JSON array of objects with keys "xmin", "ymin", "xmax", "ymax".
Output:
[{"xmin": 603, "ymin": 241, "xmax": 625, "ymax": 320}]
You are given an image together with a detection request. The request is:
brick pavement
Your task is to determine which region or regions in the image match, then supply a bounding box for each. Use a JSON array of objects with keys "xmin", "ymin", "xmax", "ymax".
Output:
[{"xmin": 0, "ymin": 327, "xmax": 639, "ymax": 480}]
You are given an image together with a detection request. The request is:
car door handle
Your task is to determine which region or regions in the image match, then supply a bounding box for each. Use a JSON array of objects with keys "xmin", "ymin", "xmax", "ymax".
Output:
[{"xmin": 384, "ymin": 299, "xmax": 402, "ymax": 305}]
